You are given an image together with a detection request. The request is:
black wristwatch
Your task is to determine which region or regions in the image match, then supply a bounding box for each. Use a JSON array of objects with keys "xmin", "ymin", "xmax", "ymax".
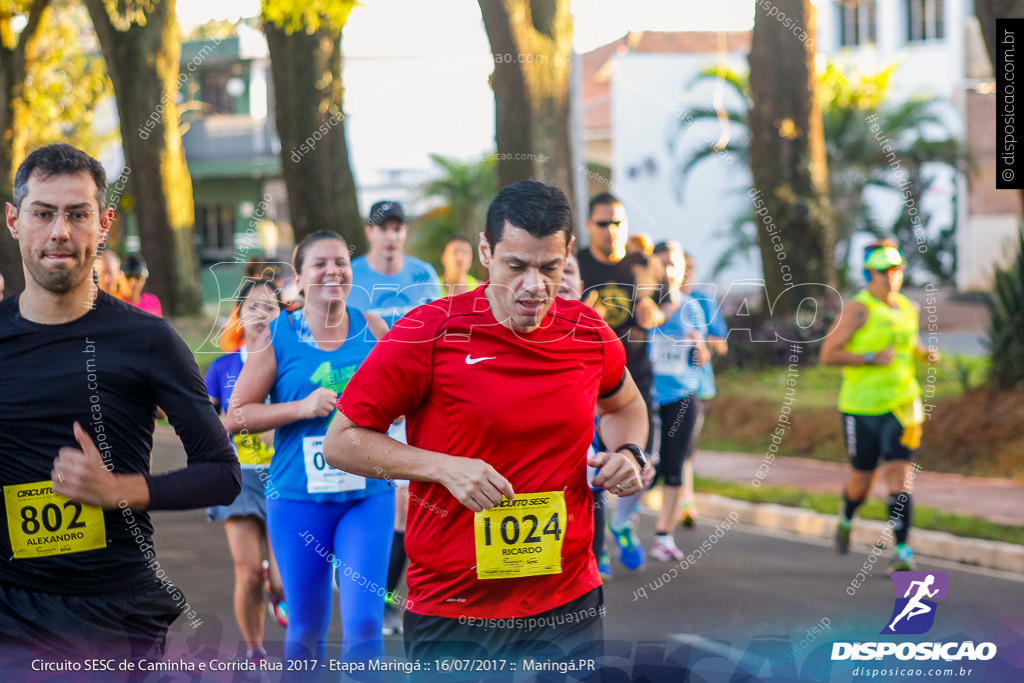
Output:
[{"xmin": 616, "ymin": 443, "xmax": 649, "ymax": 471}]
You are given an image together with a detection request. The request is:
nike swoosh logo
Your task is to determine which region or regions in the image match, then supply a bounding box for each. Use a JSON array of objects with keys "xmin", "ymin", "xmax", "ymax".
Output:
[{"xmin": 465, "ymin": 354, "xmax": 497, "ymax": 365}]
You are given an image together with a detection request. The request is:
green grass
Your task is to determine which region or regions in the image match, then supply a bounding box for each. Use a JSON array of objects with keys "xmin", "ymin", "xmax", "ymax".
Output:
[
  {"xmin": 713, "ymin": 354, "xmax": 990, "ymax": 408},
  {"xmin": 713, "ymin": 363, "xmax": 843, "ymax": 405},
  {"xmin": 696, "ymin": 476, "xmax": 1024, "ymax": 546},
  {"xmin": 700, "ymin": 355, "xmax": 1001, "ymax": 474}
]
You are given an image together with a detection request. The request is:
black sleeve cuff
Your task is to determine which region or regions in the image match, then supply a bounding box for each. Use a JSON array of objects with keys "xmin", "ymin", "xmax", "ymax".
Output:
[{"xmin": 598, "ymin": 369, "xmax": 627, "ymax": 400}]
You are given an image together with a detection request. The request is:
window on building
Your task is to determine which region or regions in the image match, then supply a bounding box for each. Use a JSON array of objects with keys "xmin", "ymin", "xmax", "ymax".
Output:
[
  {"xmin": 195, "ymin": 205, "xmax": 236, "ymax": 253},
  {"xmin": 837, "ymin": 0, "xmax": 877, "ymax": 47},
  {"xmin": 906, "ymin": 0, "xmax": 945, "ymax": 42},
  {"xmin": 200, "ymin": 69, "xmax": 236, "ymax": 115}
]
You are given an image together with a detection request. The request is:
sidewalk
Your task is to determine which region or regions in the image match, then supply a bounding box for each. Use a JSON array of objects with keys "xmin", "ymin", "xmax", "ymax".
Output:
[
  {"xmin": 691, "ymin": 450, "xmax": 1024, "ymax": 527},
  {"xmin": 654, "ymin": 450, "xmax": 1024, "ymax": 573}
]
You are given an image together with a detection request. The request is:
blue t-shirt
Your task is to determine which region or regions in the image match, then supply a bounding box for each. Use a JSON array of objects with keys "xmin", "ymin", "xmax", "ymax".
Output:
[
  {"xmin": 348, "ymin": 255, "xmax": 441, "ymax": 328},
  {"xmin": 268, "ymin": 307, "xmax": 390, "ymax": 503},
  {"xmin": 650, "ymin": 293, "xmax": 708, "ymax": 406},
  {"xmin": 205, "ymin": 348, "xmax": 275, "ymax": 468},
  {"xmin": 690, "ymin": 288, "xmax": 726, "ymax": 400},
  {"xmin": 205, "ymin": 350, "xmax": 244, "ymax": 412}
]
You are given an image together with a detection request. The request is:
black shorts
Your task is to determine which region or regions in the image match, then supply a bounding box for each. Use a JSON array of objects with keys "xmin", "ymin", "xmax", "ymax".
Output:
[
  {"xmin": 842, "ymin": 412, "xmax": 912, "ymax": 472},
  {"xmin": 0, "ymin": 577, "xmax": 183, "ymax": 671},
  {"xmin": 656, "ymin": 396, "xmax": 704, "ymax": 486},
  {"xmin": 403, "ymin": 587, "xmax": 604, "ymax": 663}
]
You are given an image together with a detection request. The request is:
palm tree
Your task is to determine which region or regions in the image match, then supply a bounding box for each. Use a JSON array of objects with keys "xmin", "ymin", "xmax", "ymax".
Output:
[
  {"xmin": 671, "ymin": 64, "xmax": 967, "ymax": 287},
  {"xmin": 410, "ymin": 153, "xmax": 497, "ymax": 270},
  {"xmin": 820, "ymin": 64, "xmax": 895, "ymax": 283},
  {"xmin": 667, "ymin": 65, "xmax": 751, "ymax": 203}
]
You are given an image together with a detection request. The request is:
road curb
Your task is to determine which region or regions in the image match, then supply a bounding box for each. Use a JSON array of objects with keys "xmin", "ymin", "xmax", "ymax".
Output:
[{"xmin": 693, "ymin": 493, "xmax": 1024, "ymax": 574}]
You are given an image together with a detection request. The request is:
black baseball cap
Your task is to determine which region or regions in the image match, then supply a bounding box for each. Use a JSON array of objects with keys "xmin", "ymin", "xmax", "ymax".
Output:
[{"xmin": 367, "ymin": 200, "xmax": 406, "ymax": 226}]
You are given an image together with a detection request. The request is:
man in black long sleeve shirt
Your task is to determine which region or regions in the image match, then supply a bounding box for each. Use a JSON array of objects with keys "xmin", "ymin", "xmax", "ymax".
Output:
[{"xmin": 0, "ymin": 144, "xmax": 240, "ymax": 667}]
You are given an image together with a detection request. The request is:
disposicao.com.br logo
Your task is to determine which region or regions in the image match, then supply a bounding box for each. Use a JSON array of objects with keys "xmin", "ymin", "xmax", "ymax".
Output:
[
  {"xmin": 883, "ymin": 571, "xmax": 949, "ymax": 635},
  {"xmin": 832, "ymin": 571, "xmax": 997, "ymax": 663}
]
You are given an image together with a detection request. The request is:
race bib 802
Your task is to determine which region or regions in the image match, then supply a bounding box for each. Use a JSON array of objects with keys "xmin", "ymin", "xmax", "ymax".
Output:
[{"xmin": 4, "ymin": 481, "xmax": 106, "ymax": 558}]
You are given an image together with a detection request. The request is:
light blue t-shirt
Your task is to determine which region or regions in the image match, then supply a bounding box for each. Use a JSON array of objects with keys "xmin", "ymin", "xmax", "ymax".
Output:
[
  {"xmin": 690, "ymin": 288, "xmax": 727, "ymax": 400},
  {"xmin": 348, "ymin": 255, "xmax": 441, "ymax": 328},
  {"xmin": 650, "ymin": 292, "xmax": 708, "ymax": 406}
]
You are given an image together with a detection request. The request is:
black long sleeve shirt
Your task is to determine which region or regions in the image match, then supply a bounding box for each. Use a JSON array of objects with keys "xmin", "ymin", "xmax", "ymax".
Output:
[{"xmin": 0, "ymin": 291, "xmax": 239, "ymax": 594}]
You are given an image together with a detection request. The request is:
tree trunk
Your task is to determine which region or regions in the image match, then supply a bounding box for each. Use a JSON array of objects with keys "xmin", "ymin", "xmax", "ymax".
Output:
[
  {"xmin": 0, "ymin": 0, "xmax": 50, "ymax": 295},
  {"xmin": 263, "ymin": 23, "xmax": 364, "ymax": 254},
  {"xmin": 477, "ymin": 0, "xmax": 574, "ymax": 205},
  {"xmin": 976, "ymin": 0, "xmax": 1024, "ymax": 72},
  {"xmin": 84, "ymin": 0, "xmax": 201, "ymax": 315},
  {"xmin": 748, "ymin": 0, "xmax": 835, "ymax": 312},
  {"xmin": 975, "ymin": 0, "xmax": 1024, "ymax": 214}
]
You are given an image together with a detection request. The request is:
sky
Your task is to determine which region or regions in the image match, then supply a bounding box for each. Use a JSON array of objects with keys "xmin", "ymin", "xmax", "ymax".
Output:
[
  {"xmin": 176, "ymin": 0, "xmax": 757, "ymax": 54},
  {"xmin": 173, "ymin": 0, "xmax": 758, "ymax": 207}
]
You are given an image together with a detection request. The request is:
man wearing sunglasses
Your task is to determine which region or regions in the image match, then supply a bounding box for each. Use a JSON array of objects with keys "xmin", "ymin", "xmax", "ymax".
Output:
[
  {"xmin": 821, "ymin": 241, "xmax": 937, "ymax": 573},
  {"xmin": 577, "ymin": 193, "xmax": 667, "ymax": 571}
]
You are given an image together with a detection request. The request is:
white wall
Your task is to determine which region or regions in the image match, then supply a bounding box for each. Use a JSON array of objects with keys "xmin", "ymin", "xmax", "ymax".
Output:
[
  {"xmin": 606, "ymin": 1, "xmax": 970, "ymax": 289},
  {"xmin": 820, "ymin": 0, "xmax": 965, "ymax": 128},
  {"xmin": 610, "ymin": 52, "xmax": 757, "ymax": 288},
  {"xmin": 959, "ymin": 215, "xmax": 1020, "ymax": 290}
]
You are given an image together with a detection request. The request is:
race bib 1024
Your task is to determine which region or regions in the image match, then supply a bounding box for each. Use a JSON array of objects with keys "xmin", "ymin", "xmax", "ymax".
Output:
[{"xmin": 473, "ymin": 491, "xmax": 566, "ymax": 580}]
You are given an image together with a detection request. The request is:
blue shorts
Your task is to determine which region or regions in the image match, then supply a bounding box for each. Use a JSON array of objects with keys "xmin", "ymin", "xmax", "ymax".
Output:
[{"xmin": 208, "ymin": 467, "xmax": 268, "ymax": 521}]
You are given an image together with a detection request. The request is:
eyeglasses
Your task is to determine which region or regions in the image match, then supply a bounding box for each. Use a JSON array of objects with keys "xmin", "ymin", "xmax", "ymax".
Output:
[
  {"xmin": 594, "ymin": 220, "xmax": 622, "ymax": 228},
  {"xmin": 18, "ymin": 208, "xmax": 98, "ymax": 228}
]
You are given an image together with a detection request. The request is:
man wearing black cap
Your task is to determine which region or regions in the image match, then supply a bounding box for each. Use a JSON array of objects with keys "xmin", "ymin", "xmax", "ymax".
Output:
[
  {"xmin": 348, "ymin": 200, "xmax": 441, "ymax": 328},
  {"xmin": 347, "ymin": 200, "xmax": 441, "ymax": 636}
]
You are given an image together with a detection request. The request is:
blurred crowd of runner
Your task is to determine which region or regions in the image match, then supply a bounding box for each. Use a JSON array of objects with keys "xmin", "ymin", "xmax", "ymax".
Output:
[{"xmin": 0, "ymin": 144, "xmax": 933, "ymax": 681}]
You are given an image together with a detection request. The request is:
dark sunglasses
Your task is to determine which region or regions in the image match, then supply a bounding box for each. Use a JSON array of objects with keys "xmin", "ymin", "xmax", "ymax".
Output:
[{"xmin": 594, "ymin": 220, "xmax": 622, "ymax": 228}]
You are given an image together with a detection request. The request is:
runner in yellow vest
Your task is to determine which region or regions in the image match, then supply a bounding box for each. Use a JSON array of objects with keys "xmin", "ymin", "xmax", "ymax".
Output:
[{"xmin": 821, "ymin": 242, "xmax": 939, "ymax": 572}]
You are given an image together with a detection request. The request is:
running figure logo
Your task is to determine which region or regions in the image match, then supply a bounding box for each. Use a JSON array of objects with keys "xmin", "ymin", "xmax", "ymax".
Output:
[{"xmin": 881, "ymin": 571, "xmax": 949, "ymax": 635}]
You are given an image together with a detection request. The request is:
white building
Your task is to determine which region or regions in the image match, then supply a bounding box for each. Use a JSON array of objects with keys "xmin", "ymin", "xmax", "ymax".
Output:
[
  {"xmin": 819, "ymin": 0, "xmax": 1016, "ymax": 291},
  {"xmin": 583, "ymin": 2, "xmax": 1017, "ymax": 291},
  {"xmin": 582, "ymin": 31, "xmax": 754, "ymax": 289}
]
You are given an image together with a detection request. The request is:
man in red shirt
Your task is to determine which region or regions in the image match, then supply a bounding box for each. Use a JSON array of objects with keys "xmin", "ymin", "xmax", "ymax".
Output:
[{"xmin": 324, "ymin": 180, "xmax": 649, "ymax": 662}]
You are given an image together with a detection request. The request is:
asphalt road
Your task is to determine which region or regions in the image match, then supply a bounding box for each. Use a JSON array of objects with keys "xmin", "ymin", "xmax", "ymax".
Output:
[{"xmin": 144, "ymin": 428, "xmax": 1022, "ymax": 683}]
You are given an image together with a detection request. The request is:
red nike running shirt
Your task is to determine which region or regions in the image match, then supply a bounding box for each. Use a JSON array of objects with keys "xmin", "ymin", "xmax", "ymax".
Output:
[{"xmin": 339, "ymin": 285, "xmax": 627, "ymax": 619}]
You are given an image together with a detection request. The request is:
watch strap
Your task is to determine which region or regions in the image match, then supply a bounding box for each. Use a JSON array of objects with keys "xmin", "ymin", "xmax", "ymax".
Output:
[{"xmin": 615, "ymin": 443, "xmax": 648, "ymax": 469}]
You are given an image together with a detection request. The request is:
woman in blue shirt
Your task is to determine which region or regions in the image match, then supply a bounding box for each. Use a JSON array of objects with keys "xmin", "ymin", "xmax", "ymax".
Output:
[
  {"xmin": 649, "ymin": 247, "xmax": 710, "ymax": 562},
  {"xmin": 230, "ymin": 232, "xmax": 394, "ymax": 667}
]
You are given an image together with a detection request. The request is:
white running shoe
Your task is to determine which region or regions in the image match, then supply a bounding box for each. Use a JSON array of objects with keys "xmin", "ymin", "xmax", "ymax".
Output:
[{"xmin": 650, "ymin": 535, "xmax": 684, "ymax": 562}]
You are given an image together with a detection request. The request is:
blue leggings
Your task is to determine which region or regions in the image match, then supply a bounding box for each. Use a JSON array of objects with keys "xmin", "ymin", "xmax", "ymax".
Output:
[{"xmin": 266, "ymin": 491, "xmax": 394, "ymax": 664}]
